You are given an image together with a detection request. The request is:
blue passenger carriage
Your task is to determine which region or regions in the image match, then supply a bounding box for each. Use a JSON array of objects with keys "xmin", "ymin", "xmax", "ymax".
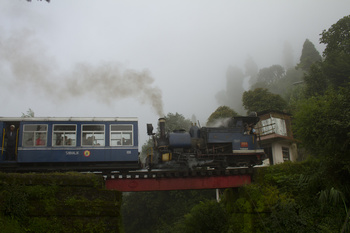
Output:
[{"xmin": 0, "ymin": 117, "xmax": 139, "ymax": 172}]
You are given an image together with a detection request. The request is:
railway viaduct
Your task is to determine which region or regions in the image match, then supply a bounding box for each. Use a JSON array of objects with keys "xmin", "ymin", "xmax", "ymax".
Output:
[
  {"xmin": 105, "ymin": 167, "xmax": 255, "ymax": 192},
  {"xmin": 0, "ymin": 168, "xmax": 258, "ymax": 231}
]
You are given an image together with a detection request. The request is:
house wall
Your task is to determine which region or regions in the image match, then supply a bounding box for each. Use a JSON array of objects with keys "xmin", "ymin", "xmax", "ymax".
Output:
[
  {"xmin": 271, "ymin": 141, "xmax": 297, "ymax": 164},
  {"xmin": 257, "ymin": 112, "xmax": 293, "ymax": 138}
]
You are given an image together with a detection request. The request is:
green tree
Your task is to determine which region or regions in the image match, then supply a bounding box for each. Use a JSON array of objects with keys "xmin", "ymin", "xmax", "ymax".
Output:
[
  {"xmin": 122, "ymin": 190, "xmax": 216, "ymax": 233},
  {"xmin": 242, "ymin": 88, "xmax": 287, "ymax": 113},
  {"xmin": 206, "ymin": 106, "xmax": 238, "ymax": 126},
  {"xmin": 320, "ymin": 15, "xmax": 350, "ymax": 57},
  {"xmin": 173, "ymin": 200, "xmax": 228, "ymax": 233},
  {"xmin": 161, "ymin": 112, "xmax": 192, "ymax": 132},
  {"xmin": 21, "ymin": 108, "xmax": 35, "ymax": 118},
  {"xmin": 252, "ymin": 65, "xmax": 285, "ymax": 89},
  {"xmin": 300, "ymin": 16, "xmax": 350, "ymax": 98},
  {"xmin": 296, "ymin": 39, "xmax": 322, "ymax": 72},
  {"xmin": 295, "ymin": 15, "xmax": 350, "ymax": 153},
  {"xmin": 303, "ymin": 62, "xmax": 329, "ymax": 97},
  {"xmin": 249, "ymin": 63, "xmax": 303, "ymax": 105},
  {"xmin": 269, "ymin": 67, "xmax": 304, "ymax": 103},
  {"xmin": 293, "ymin": 85, "xmax": 350, "ymax": 206},
  {"xmin": 220, "ymin": 161, "xmax": 349, "ymax": 232},
  {"xmin": 320, "ymin": 15, "xmax": 350, "ymax": 89},
  {"xmin": 293, "ymin": 85, "xmax": 350, "ymax": 160}
]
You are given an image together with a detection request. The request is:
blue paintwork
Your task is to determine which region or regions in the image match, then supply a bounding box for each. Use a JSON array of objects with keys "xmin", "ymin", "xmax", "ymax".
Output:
[
  {"xmin": 0, "ymin": 118, "xmax": 139, "ymax": 164},
  {"xmin": 168, "ymin": 132, "xmax": 191, "ymax": 148},
  {"xmin": 17, "ymin": 147, "xmax": 139, "ymax": 163},
  {"xmin": 205, "ymin": 127, "xmax": 260, "ymax": 151}
]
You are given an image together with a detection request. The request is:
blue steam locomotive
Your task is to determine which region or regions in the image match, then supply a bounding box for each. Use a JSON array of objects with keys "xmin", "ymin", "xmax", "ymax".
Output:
[
  {"xmin": 0, "ymin": 115, "xmax": 265, "ymax": 172},
  {"xmin": 146, "ymin": 116, "xmax": 265, "ymax": 169}
]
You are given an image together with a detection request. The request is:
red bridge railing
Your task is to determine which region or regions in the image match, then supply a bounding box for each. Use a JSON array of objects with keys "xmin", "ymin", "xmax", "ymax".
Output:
[{"xmin": 105, "ymin": 168, "xmax": 253, "ymax": 192}]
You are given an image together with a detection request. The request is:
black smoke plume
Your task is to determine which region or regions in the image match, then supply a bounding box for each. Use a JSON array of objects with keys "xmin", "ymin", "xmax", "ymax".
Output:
[{"xmin": 0, "ymin": 30, "xmax": 164, "ymax": 116}]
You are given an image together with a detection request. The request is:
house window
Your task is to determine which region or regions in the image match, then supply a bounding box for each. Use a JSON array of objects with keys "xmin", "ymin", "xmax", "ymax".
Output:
[
  {"xmin": 110, "ymin": 124, "xmax": 133, "ymax": 146},
  {"xmin": 53, "ymin": 125, "xmax": 76, "ymax": 146},
  {"xmin": 282, "ymin": 147, "xmax": 290, "ymax": 161},
  {"xmin": 23, "ymin": 124, "xmax": 48, "ymax": 147},
  {"xmin": 82, "ymin": 125, "xmax": 105, "ymax": 146}
]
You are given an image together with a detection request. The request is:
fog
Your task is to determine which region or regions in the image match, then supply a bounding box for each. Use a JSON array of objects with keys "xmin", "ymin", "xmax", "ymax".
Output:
[{"xmin": 0, "ymin": 0, "xmax": 349, "ymax": 145}]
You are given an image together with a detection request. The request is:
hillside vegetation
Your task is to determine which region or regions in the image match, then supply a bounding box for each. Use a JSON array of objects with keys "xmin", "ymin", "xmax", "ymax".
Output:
[{"xmin": 0, "ymin": 172, "xmax": 123, "ymax": 233}]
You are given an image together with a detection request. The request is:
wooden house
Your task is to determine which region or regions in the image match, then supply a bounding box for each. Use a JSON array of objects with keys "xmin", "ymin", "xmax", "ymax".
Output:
[{"xmin": 256, "ymin": 111, "xmax": 298, "ymax": 165}]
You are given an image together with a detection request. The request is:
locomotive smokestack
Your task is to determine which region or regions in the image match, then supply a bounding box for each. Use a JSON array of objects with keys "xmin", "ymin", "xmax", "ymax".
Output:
[
  {"xmin": 158, "ymin": 118, "xmax": 166, "ymax": 139},
  {"xmin": 157, "ymin": 118, "xmax": 168, "ymax": 147}
]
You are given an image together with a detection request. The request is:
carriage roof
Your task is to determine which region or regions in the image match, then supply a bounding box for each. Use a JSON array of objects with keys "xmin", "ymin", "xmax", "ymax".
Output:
[{"xmin": 0, "ymin": 117, "xmax": 138, "ymax": 122}]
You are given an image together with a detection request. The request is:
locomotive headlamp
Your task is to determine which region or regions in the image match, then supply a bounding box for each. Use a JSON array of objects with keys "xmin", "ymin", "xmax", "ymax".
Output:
[{"xmin": 162, "ymin": 153, "xmax": 172, "ymax": 161}]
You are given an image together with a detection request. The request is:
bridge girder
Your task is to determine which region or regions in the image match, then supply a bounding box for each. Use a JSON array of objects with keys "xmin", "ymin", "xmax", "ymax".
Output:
[{"xmin": 105, "ymin": 174, "xmax": 251, "ymax": 192}]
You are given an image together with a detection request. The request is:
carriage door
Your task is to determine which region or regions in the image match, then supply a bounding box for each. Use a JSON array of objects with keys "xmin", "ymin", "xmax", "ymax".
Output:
[
  {"xmin": 1, "ymin": 121, "xmax": 4, "ymax": 160},
  {"xmin": 3, "ymin": 122, "xmax": 20, "ymax": 161}
]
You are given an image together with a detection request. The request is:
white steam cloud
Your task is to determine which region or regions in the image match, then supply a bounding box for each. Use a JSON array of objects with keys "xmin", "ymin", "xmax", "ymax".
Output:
[
  {"xmin": 0, "ymin": 29, "xmax": 164, "ymax": 116},
  {"xmin": 206, "ymin": 117, "xmax": 232, "ymax": 127}
]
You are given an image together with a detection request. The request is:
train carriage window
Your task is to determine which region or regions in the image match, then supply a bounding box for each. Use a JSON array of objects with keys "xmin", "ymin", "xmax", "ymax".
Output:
[
  {"xmin": 110, "ymin": 124, "xmax": 133, "ymax": 146},
  {"xmin": 53, "ymin": 125, "xmax": 76, "ymax": 146},
  {"xmin": 82, "ymin": 125, "xmax": 105, "ymax": 146},
  {"xmin": 23, "ymin": 124, "xmax": 48, "ymax": 147}
]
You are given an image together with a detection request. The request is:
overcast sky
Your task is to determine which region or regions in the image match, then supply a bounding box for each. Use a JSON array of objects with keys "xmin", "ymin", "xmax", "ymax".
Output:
[{"xmin": 0, "ymin": 0, "xmax": 349, "ymax": 145}]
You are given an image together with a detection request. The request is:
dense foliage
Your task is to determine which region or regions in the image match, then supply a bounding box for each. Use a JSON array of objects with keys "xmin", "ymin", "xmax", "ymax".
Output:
[
  {"xmin": 293, "ymin": 86, "xmax": 350, "ymax": 160},
  {"xmin": 253, "ymin": 65, "xmax": 285, "ymax": 88},
  {"xmin": 291, "ymin": 16, "xmax": 350, "ymax": 214},
  {"xmin": 162, "ymin": 112, "xmax": 193, "ymax": 132},
  {"xmin": 123, "ymin": 160, "xmax": 350, "ymax": 232},
  {"xmin": 122, "ymin": 190, "xmax": 216, "ymax": 233},
  {"xmin": 172, "ymin": 200, "xmax": 228, "ymax": 233},
  {"xmin": 242, "ymin": 88, "xmax": 287, "ymax": 113},
  {"xmin": 303, "ymin": 15, "xmax": 350, "ymax": 98},
  {"xmin": 250, "ymin": 65, "xmax": 304, "ymax": 101},
  {"xmin": 206, "ymin": 105, "xmax": 238, "ymax": 126},
  {"xmin": 320, "ymin": 15, "xmax": 350, "ymax": 57},
  {"xmin": 0, "ymin": 173, "xmax": 122, "ymax": 233},
  {"xmin": 220, "ymin": 160, "xmax": 350, "ymax": 232}
]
